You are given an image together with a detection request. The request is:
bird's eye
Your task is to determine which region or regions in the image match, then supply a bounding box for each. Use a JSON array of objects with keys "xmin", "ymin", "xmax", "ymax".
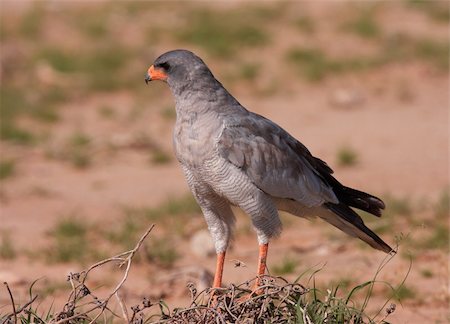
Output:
[{"xmin": 156, "ymin": 62, "xmax": 171, "ymax": 71}]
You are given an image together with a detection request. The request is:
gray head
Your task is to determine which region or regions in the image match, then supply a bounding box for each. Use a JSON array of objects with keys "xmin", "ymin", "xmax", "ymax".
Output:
[{"xmin": 145, "ymin": 49, "xmax": 217, "ymax": 94}]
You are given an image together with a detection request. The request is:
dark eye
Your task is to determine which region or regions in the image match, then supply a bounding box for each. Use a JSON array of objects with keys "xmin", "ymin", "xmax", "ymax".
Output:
[{"xmin": 156, "ymin": 62, "xmax": 171, "ymax": 71}]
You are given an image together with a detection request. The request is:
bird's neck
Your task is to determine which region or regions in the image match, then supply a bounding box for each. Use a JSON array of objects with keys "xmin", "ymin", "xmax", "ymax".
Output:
[{"xmin": 170, "ymin": 78, "xmax": 239, "ymax": 115}]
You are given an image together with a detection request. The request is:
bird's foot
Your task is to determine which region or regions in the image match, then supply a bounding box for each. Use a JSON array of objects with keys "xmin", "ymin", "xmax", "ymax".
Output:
[
  {"xmin": 208, "ymin": 287, "xmax": 225, "ymax": 307},
  {"xmin": 236, "ymin": 284, "xmax": 264, "ymax": 303}
]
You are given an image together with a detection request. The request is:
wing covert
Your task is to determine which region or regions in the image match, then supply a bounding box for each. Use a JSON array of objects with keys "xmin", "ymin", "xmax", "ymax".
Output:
[{"xmin": 217, "ymin": 114, "xmax": 338, "ymax": 207}]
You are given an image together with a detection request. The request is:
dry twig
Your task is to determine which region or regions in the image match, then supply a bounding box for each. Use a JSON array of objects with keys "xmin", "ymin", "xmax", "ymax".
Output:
[
  {"xmin": 52, "ymin": 224, "xmax": 155, "ymax": 324},
  {"xmin": 3, "ymin": 282, "xmax": 17, "ymax": 324}
]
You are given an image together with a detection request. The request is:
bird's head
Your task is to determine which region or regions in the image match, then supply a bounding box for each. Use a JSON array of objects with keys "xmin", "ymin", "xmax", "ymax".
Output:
[{"xmin": 145, "ymin": 49, "xmax": 216, "ymax": 93}]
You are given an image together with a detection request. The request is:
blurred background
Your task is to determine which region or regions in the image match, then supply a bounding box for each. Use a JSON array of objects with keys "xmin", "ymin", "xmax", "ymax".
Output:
[{"xmin": 0, "ymin": 1, "xmax": 448, "ymax": 322}]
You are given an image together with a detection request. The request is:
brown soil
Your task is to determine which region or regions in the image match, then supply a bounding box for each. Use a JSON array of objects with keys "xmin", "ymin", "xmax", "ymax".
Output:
[{"xmin": 0, "ymin": 2, "xmax": 448, "ymax": 323}]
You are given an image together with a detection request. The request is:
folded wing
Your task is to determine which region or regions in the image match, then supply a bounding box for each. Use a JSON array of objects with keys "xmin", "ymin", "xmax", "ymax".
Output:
[{"xmin": 217, "ymin": 113, "xmax": 338, "ymax": 207}]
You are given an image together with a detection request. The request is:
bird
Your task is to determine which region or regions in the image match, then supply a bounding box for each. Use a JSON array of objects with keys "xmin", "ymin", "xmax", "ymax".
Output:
[{"xmin": 145, "ymin": 49, "xmax": 393, "ymax": 291}]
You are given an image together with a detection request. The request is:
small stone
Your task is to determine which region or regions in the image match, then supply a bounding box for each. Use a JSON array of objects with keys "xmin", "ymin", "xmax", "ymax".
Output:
[
  {"xmin": 315, "ymin": 245, "xmax": 330, "ymax": 256},
  {"xmin": 190, "ymin": 230, "xmax": 215, "ymax": 258},
  {"xmin": 110, "ymin": 134, "xmax": 133, "ymax": 148},
  {"xmin": 330, "ymin": 88, "xmax": 365, "ymax": 109}
]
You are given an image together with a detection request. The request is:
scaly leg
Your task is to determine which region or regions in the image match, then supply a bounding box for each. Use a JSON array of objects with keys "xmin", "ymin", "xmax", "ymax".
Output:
[
  {"xmin": 254, "ymin": 243, "xmax": 269, "ymax": 290},
  {"xmin": 213, "ymin": 251, "xmax": 226, "ymax": 288},
  {"xmin": 237, "ymin": 243, "xmax": 269, "ymax": 303},
  {"xmin": 211, "ymin": 251, "xmax": 226, "ymax": 306}
]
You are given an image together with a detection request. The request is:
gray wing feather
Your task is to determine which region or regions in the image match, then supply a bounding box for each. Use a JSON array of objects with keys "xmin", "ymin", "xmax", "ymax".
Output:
[{"xmin": 218, "ymin": 113, "xmax": 338, "ymax": 207}]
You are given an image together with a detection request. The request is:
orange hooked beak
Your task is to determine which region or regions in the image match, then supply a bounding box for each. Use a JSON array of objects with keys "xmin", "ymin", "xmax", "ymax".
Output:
[{"xmin": 145, "ymin": 65, "xmax": 168, "ymax": 84}]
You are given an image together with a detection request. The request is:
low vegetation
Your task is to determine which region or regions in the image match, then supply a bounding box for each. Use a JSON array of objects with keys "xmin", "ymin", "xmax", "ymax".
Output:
[
  {"xmin": 0, "ymin": 1, "xmax": 447, "ymax": 152},
  {"xmin": 135, "ymin": 194, "xmax": 200, "ymax": 221},
  {"xmin": 434, "ymin": 189, "xmax": 449, "ymax": 219},
  {"xmin": 36, "ymin": 195, "xmax": 201, "ymax": 266},
  {"xmin": 294, "ymin": 16, "xmax": 316, "ymax": 34},
  {"xmin": 1, "ymin": 226, "xmax": 405, "ymax": 324},
  {"xmin": 272, "ymin": 256, "xmax": 297, "ymax": 275},
  {"xmin": 286, "ymin": 34, "xmax": 448, "ymax": 82},
  {"xmin": 286, "ymin": 47, "xmax": 383, "ymax": 82},
  {"xmin": 160, "ymin": 105, "xmax": 176, "ymax": 120},
  {"xmin": 66, "ymin": 132, "xmax": 92, "ymax": 169},
  {"xmin": 420, "ymin": 269, "xmax": 433, "ymax": 278},
  {"xmin": 421, "ymin": 226, "xmax": 449, "ymax": 251},
  {"xmin": 407, "ymin": 0, "xmax": 450, "ymax": 23},
  {"xmin": 0, "ymin": 2, "xmax": 446, "ymax": 322},
  {"xmin": 145, "ymin": 238, "xmax": 179, "ymax": 268},
  {"xmin": 177, "ymin": 7, "xmax": 273, "ymax": 58},
  {"xmin": 390, "ymin": 284, "xmax": 416, "ymax": 301},
  {"xmin": 150, "ymin": 149, "xmax": 172, "ymax": 165},
  {"xmin": 106, "ymin": 216, "xmax": 141, "ymax": 251},
  {"xmin": 45, "ymin": 217, "xmax": 91, "ymax": 263},
  {"xmin": 97, "ymin": 105, "xmax": 116, "ymax": 119},
  {"xmin": 0, "ymin": 160, "xmax": 16, "ymax": 180},
  {"xmin": 343, "ymin": 6, "xmax": 381, "ymax": 39},
  {"xmin": 382, "ymin": 194, "xmax": 412, "ymax": 217},
  {"xmin": 336, "ymin": 146, "xmax": 358, "ymax": 167},
  {"xmin": 0, "ymin": 232, "xmax": 16, "ymax": 260}
]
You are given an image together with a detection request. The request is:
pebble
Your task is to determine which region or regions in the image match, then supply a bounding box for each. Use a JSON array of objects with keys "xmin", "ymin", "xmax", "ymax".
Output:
[
  {"xmin": 330, "ymin": 88, "xmax": 365, "ymax": 109},
  {"xmin": 190, "ymin": 230, "xmax": 215, "ymax": 258}
]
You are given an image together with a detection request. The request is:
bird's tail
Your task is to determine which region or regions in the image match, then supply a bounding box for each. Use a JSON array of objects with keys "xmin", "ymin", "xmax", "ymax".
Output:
[
  {"xmin": 336, "ymin": 186, "xmax": 385, "ymax": 216},
  {"xmin": 313, "ymin": 156, "xmax": 385, "ymax": 217},
  {"xmin": 322, "ymin": 202, "xmax": 394, "ymax": 254},
  {"xmin": 329, "ymin": 180, "xmax": 385, "ymax": 217}
]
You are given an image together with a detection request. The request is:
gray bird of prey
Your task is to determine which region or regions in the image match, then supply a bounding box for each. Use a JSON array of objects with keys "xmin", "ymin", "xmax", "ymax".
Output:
[{"xmin": 145, "ymin": 49, "xmax": 393, "ymax": 290}]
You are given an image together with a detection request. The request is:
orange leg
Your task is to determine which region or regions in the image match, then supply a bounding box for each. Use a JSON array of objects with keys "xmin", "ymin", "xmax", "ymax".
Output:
[
  {"xmin": 254, "ymin": 243, "xmax": 269, "ymax": 289},
  {"xmin": 237, "ymin": 243, "xmax": 269, "ymax": 303},
  {"xmin": 213, "ymin": 251, "xmax": 226, "ymax": 288}
]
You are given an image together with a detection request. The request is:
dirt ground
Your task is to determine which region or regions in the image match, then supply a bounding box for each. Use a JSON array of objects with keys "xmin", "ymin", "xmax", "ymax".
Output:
[{"xmin": 0, "ymin": 1, "xmax": 448, "ymax": 323}]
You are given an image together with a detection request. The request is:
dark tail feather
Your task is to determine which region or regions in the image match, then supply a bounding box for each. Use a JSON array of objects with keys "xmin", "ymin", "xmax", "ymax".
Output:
[
  {"xmin": 312, "ymin": 156, "xmax": 385, "ymax": 216},
  {"xmin": 335, "ymin": 186, "xmax": 385, "ymax": 217},
  {"xmin": 324, "ymin": 202, "xmax": 393, "ymax": 254}
]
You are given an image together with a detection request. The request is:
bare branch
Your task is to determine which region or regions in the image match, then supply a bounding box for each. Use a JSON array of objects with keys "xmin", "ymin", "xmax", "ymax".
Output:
[
  {"xmin": 115, "ymin": 291, "xmax": 129, "ymax": 322},
  {"xmin": 53, "ymin": 224, "xmax": 155, "ymax": 324}
]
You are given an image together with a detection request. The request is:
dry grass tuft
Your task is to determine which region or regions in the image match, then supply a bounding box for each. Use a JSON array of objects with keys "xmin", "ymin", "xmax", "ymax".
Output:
[{"xmin": 1, "ymin": 225, "xmax": 405, "ymax": 324}]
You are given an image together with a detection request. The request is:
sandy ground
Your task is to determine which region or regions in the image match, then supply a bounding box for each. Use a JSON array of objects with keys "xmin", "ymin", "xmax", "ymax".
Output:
[{"xmin": 0, "ymin": 2, "xmax": 449, "ymax": 323}]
